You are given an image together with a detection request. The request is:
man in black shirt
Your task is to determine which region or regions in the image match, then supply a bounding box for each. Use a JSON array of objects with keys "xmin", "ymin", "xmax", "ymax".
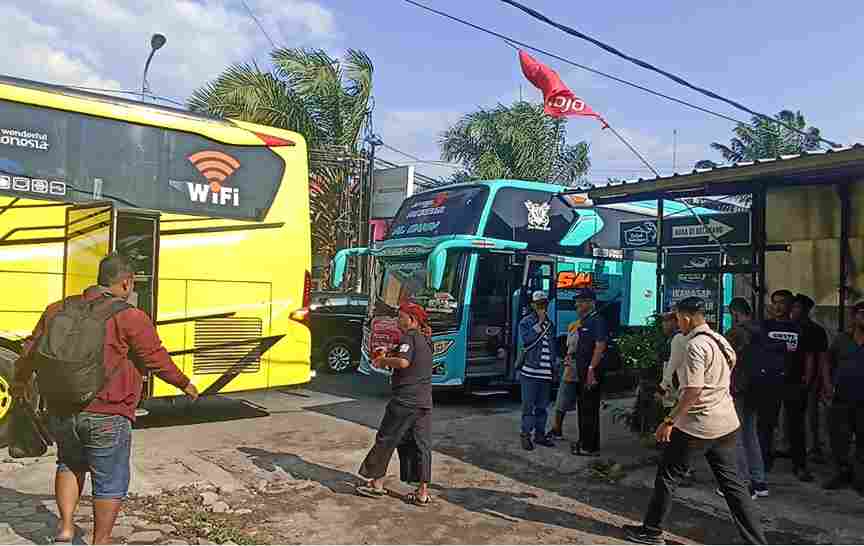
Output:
[
  {"xmin": 759, "ymin": 289, "xmax": 814, "ymax": 482},
  {"xmin": 357, "ymin": 302, "xmax": 434, "ymax": 506},
  {"xmin": 791, "ymin": 293, "xmax": 830, "ymax": 461},
  {"xmin": 822, "ymin": 301, "xmax": 864, "ymax": 493},
  {"xmin": 570, "ymin": 288, "xmax": 608, "ymax": 456}
]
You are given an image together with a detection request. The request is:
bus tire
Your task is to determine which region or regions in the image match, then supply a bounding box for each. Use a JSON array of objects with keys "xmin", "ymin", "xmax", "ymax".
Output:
[{"xmin": 0, "ymin": 347, "xmax": 20, "ymax": 448}]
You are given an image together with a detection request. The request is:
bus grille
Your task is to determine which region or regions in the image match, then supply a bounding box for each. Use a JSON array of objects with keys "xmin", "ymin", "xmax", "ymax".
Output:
[{"xmin": 193, "ymin": 317, "xmax": 264, "ymax": 375}]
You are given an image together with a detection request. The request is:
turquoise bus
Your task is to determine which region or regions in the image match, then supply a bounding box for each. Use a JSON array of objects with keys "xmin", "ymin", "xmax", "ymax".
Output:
[{"xmin": 331, "ymin": 180, "xmax": 720, "ymax": 390}]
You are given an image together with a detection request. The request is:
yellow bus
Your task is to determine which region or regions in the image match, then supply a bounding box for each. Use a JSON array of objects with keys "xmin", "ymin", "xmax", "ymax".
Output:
[{"xmin": 0, "ymin": 75, "xmax": 312, "ymax": 442}]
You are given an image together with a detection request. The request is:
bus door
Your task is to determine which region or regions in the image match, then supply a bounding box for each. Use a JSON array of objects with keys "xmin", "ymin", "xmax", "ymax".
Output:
[
  {"xmin": 64, "ymin": 202, "xmax": 160, "ymax": 319},
  {"xmin": 465, "ymin": 253, "xmax": 513, "ymax": 379}
]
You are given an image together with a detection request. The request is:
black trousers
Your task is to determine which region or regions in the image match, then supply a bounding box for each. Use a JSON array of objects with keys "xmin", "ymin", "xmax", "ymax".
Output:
[
  {"xmin": 756, "ymin": 385, "xmax": 809, "ymax": 471},
  {"xmin": 829, "ymin": 398, "xmax": 864, "ymax": 478},
  {"xmin": 643, "ymin": 428, "xmax": 766, "ymax": 545},
  {"xmin": 577, "ymin": 383, "xmax": 602, "ymax": 452},
  {"xmin": 359, "ymin": 400, "xmax": 432, "ymax": 484}
]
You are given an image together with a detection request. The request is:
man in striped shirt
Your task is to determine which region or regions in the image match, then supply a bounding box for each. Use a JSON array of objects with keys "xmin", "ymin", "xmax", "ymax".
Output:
[{"xmin": 518, "ymin": 291, "xmax": 557, "ymax": 451}]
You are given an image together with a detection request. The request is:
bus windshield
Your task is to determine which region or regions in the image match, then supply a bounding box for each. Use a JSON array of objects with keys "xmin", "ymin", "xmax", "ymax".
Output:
[
  {"xmin": 375, "ymin": 253, "xmax": 464, "ymax": 330},
  {"xmin": 387, "ymin": 186, "xmax": 488, "ymax": 239}
]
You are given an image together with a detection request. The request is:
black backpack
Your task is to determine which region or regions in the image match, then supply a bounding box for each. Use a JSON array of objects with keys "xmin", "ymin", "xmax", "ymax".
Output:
[
  {"xmin": 747, "ymin": 336, "xmax": 788, "ymax": 390},
  {"xmin": 34, "ymin": 295, "xmax": 131, "ymax": 410}
]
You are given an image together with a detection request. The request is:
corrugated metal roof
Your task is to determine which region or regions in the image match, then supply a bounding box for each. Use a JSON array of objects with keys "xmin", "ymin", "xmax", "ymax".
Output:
[{"xmin": 601, "ymin": 143, "xmax": 864, "ymax": 187}]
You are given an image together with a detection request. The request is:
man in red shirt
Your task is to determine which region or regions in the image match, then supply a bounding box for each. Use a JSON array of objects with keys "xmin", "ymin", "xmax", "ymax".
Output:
[{"xmin": 13, "ymin": 254, "xmax": 198, "ymax": 544}]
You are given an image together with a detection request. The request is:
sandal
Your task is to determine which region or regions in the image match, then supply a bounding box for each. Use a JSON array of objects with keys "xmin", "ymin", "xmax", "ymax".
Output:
[
  {"xmin": 406, "ymin": 492, "xmax": 432, "ymax": 506},
  {"xmin": 355, "ymin": 484, "xmax": 387, "ymax": 498}
]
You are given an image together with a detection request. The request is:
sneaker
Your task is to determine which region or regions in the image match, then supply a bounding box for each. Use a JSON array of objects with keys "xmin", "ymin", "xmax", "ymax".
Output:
[
  {"xmin": 822, "ymin": 472, "xmax": 851, "ymax": 490},
  {"xmin": 549, "ymin": 428, "xmax": 564, "ymax": 439},
  {"xmin": 623, "ymin": 524, "xmax": 665, "ymax": 545},
  {"xmin": 752, "ymin": 483, "xmax": 769, "ymax": 497},
  {"xmin": 534, "ymin": 434, "xmax": 555, "ymax": 448},
  {"xmin": 520, "ymin": 433, "xmax": 534, "ymax": 451},
  {"xmin": 716, "ymin": 487, "xmax": 757, "ymax": 500}
]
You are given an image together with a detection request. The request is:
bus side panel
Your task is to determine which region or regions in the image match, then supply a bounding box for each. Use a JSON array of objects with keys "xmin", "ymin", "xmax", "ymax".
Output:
[
  {"xmin": 151, "ymin": 279, "xmax": 188, "ymax": 397},
  {"xmin": 0, "ymin": 271, "xmax": 62, "ymax": 339},
  {"xmin": 628, "ymin": 260, "xmax": 657, "ymax": 325},
  {"xmin": 183, "ymin": 280, "xmax": 272, "ymax": 394}
]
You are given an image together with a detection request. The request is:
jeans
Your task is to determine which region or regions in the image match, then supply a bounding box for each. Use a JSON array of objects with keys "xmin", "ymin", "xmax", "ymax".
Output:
[
  {"xmin": 735, "ymin": 397, "xmax": 765, "ymax": 484},
  {"xmin": 360, "ymin": 400, "xmax": 432, "ymax": 483},
  {"xmin": 577, "ymin": 382, "xmax": 602, "ymax": 452},
  {"xmin": 48, "ymin": 412, "xmax": 133, "ymax": 499},
  {"xmin": 520, "ymin": 375, "xmax": 552, "ymax": 436},
  {"xmin": 643, "ymin": 428, "xmax": 766, "ymax": 544},
  {"xmin": 757, "ymin": 385, "xmax": 809, "ymax": 471},
  {"xmin": 828, "ymin": 398, "xmax": 864, "ymax": 479}
]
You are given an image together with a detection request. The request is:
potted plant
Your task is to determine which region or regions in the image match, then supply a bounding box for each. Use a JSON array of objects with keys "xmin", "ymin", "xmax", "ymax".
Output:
[{"xmin": 612, "ymin": 315, "xmax": 668, "ymax": 436}]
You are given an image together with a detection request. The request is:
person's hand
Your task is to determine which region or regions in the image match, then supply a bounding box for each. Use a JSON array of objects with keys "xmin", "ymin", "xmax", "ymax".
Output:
[
  {"xmin": 586, "ymin": 367, "xmax": 598, "ymax": 388},
  {"xmin": 371, "ymin": 357, "xmax": 385, "ymax": 370},
  {"xmin": 655, "ymin": 421, "xmax": 674, "ymax": 443},
  {"xmin": 183, "ymin": 382, "xmax": 199, "ymax": 401}
]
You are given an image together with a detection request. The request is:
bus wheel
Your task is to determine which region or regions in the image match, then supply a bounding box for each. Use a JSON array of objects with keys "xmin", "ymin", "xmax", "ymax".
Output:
[
  {"xmin": 0, "ymin": 347, "xmax": 20, "ymax": 448},
  {"xmin": 324, "ymin": 340, "xmax": 356, "ymax": 374}
]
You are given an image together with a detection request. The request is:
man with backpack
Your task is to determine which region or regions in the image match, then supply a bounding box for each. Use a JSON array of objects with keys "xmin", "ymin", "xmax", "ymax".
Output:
[
  {"xmin": 12, "ymin": 254, "xmax": 198, "ymax": 545},
  {"xmin": 759, "ymin": 289, "xmax": 814, "ymax": 481},
  {"xmin": 624, "ymin": 297, "xmax": 765, "ymax": 545}
]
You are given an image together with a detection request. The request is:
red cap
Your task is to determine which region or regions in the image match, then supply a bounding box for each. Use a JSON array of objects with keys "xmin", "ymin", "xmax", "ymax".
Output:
[{"xmin": 399, "ymin": 302, "xmax": 428, "ymax": 325}]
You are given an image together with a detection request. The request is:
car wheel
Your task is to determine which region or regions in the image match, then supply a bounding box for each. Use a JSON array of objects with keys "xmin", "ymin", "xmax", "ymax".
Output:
[
  {"xmin": 324, "ymin": 341, "xmax": 355, "ymax": 374},
  {"xmin": 0, "ymin": 347, "xmax": 20, "ymax": 448}
]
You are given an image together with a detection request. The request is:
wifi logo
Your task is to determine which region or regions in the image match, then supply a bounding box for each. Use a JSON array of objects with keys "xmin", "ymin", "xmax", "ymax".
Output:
[{"xmin": 188, "ymin": 151, "xmax": 241, "ymax": 192}]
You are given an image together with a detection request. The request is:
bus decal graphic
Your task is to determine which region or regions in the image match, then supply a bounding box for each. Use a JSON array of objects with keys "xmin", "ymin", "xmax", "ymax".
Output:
[
  {"xmin": 524, "ymin": 200, "xmax": 551, "ymax": 231},
  {"xmin": 169, "ymin": 150, "xmax": 242, "ymax": 207}
]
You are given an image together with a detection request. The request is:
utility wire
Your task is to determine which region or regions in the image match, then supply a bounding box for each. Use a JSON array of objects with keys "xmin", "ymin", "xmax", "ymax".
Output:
[
  {"xmin": 402, "ymin": 0, "xmax": 753, "ymax": 128},
  {"xmin": 380, "ymin": 143, "xmax": 462, "ymax": 169},
  {"xmin": 499, "ymin": 0, "xmax": 841, "ymax": 148},
  {"xmin": 240, "ymin": 0, "xmax": 277, "ymax": 49}
]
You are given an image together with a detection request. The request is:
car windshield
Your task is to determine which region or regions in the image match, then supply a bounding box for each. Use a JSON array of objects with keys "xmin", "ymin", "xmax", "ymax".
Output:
[{"xmin": 375, "ymin": 253, "xmax": 464, "ymax": 330}]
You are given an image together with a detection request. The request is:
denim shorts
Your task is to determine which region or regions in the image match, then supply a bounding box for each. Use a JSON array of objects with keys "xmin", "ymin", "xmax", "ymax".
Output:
[{"xmin": 48, "ymin": 412, "xmax": 132, "ymax": 499}]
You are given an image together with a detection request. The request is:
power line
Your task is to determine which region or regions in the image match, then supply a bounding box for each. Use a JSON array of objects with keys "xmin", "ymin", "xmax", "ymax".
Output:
[
  {"xmin": 240, "ymin": 0, "xmax": 277, "ymax": 49},
  {"xmin": 379, "ymin": 143, "xmax": 462, "ymax": 169},
  {"xmin": 498, "ymin": 0, "xmax": 841, "ymax": 148},
  {"xmin": 401, "ymin": 0, "xmax": 755, "ymax": 129}
]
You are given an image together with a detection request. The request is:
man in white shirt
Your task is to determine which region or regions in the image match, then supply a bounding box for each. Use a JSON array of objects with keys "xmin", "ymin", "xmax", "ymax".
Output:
[{"xmin": 625, "ymin": 297, "xmax": 766, "ymax": 545}]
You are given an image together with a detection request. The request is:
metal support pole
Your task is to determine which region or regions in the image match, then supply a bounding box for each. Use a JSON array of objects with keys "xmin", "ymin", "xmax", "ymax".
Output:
[
  {"xmin": 838, "ymin": 182, "xmax": 851, "ymax": 332},
  {"xmin": 754, "ymin": 188, "xmax": 767, "ymax": 319},
  {"xmin": 656, "ymin": 198, "xmax": 664, "ymax": 314}
]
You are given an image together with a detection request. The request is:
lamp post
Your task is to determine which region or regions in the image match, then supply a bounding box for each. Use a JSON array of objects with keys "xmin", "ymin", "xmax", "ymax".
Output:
[
  {"xmin": 361, "ymin": 133, "xmax": 383, "ymax": 292},
  {"xmin": 142, "ymin": 33, "xmax": 167, "ymax": 100}
]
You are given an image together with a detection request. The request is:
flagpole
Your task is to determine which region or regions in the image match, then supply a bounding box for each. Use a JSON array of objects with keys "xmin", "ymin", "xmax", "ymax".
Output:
[{"xmin": 598, "ymin": 117, "xmax": 660, "ymax": 178}]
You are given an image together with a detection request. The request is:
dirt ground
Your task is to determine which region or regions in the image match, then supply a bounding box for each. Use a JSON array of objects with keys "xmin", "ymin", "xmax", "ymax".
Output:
[{"xmin": 1, "ymin": 375, "xmax": 862, "ymax": 544}]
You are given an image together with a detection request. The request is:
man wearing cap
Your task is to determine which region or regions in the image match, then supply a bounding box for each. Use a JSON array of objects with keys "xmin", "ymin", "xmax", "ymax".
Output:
[
  {"xmin": 569, "ymin": 288, "xmax": 608, "ymax": 456},
  {"xmin": 822, "ymin": 301, "xmax": 864, "ymax": 493},
  {"xmin": 357, "ymin": 301, "xmax": 434, "ymax": 506},
  {"xmin": 791, "ymin": 293, "xmax": 830, "ymax": 462},
  {"xmin": 625, "ymin": 297, "xmax": 765, "ymax": 545},
  {"xmin": 517, "ymin": 290, "xmax": 557, "ymax": 451}
]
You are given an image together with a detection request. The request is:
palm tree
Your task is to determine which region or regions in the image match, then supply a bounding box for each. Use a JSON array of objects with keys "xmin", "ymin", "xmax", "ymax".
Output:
[
  {"xmin": 439, "ymin": 101, "xmax": 591, "ymax": 186},
  {"xmin": 709, "ymin": 110, "xmax": 822, "ymax": 164},
  {"xmin": 188, "ymin": 48, "xmax": 374, "ymax": 285}
]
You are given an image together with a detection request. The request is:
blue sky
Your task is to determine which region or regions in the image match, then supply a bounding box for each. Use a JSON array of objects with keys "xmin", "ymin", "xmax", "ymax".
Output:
[{"xmin": 3, "ymin": 0, "xmax": 862, "ymax": 183}]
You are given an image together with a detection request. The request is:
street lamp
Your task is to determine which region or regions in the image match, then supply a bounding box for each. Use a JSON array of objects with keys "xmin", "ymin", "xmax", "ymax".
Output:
[
  {"xmin": 361, "ymin": 133, "xmax": 383, "ymax": 292},
  {"xmin": 142, "ymin": 33, "xmax": 167, "ymax": 99}
]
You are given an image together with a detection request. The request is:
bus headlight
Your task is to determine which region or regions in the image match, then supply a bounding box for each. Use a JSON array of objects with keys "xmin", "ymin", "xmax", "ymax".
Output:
[{"xmin": 432, "ymin": 340, "xmax": 454, "ymax": 357}]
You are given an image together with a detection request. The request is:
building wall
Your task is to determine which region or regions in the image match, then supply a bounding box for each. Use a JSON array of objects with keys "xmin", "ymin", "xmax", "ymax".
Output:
[{"xmin": 765, "ymin": 180, "xmax": 864, "ymax": 334}]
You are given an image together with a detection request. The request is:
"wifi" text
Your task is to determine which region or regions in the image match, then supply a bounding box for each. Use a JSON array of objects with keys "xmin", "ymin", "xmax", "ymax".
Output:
[{"xmin": 184, "ymin": 182, "xmax": 240, "ymax": 207}]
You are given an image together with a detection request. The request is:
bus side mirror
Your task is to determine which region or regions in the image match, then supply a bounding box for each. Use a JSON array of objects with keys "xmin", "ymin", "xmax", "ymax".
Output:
[
  {"xmin": 331, "ymin": 247, "xmax": 369, "ymax": 288},
  {"xmin": 427, "ymin": 247, "xmax": 447, "ymax": 291}
]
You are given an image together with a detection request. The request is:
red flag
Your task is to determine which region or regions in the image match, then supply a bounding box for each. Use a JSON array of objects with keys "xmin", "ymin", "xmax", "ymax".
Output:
[{"xmin": 519, "ymin": 50, "xmax": 604, "ymax": 121}]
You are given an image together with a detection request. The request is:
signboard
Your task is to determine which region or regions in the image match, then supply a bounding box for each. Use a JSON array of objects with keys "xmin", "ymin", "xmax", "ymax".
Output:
[
  {"xmin": 370, "ymin": 166, "xmax": 415, "ymax": 219},
  {"xmin": 661, "ymin": 212, "xmax": 750, "ymax": 248},
  {"xmin": 619, "ymin": 219, "xmax": 658, "ymax": 249},
  {"xmin": 619, "ymin": 212, "xmax": 751, "ymax": 250},
  {"xmin": 663, "ymin": 251, "xmax": 722, "ymax": 326}
]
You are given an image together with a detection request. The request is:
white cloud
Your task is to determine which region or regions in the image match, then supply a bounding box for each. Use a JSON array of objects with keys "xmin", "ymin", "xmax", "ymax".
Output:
[
  {"xmin": 0, "ymin": 0, "xmax": 338, "ymax": 101},
  {"xmin": 375, "ymin": 110, "xmax": 464, "ymax": 180}
]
